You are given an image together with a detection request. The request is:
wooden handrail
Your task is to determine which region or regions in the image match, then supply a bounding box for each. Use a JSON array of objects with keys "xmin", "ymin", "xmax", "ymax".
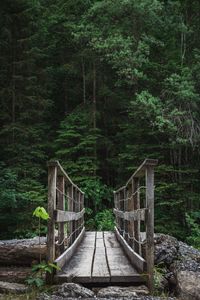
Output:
[
  {"xmin": 113, "ymin": 158, "xmax": 158, "ymax": 293},
  {"xmin": 46, "ymin": 160, "xmax": 85, "ymax": 283},
  {"xmin": 47, "ymin": 160, "xmax": 85, "ymax": 194}
]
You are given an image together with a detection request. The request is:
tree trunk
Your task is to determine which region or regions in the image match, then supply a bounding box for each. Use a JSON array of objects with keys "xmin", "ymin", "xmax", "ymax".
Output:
[{"xmin": 0, "ymin": 237, "xmax": 47, "ymax": 266}]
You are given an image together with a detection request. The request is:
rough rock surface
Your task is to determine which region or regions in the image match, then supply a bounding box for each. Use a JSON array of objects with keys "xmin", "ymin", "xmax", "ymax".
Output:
[
  {"xmin": 97, "ymin": 285, "xmax": 149, "ymax": 298},
  {"xmin": 0, "ymin": 237, "xmax": 47, "ymax": 266},
  {"xmin": 0, "ymin": 281, "xmax": 29, "ymax": 294},
  {"xmin": 154, "ymin": 234, "xmax": 200, "ymax": 300},
  {"xmin": 37, "ymin": 296, "xmax": 176, "ymax": 300},
  {"xmin": 176, "ymin": 270, "xmax": 200, "ymax": 300},
  {"xmin": 52, "ymin": 283, "xmax": 95, "ymax": 298},
  {"xmin": 37, "ymin": 283, "xmax": 175, "ymax": 300},
  {"xmin": 154, "ymin": 234, "xmax": 179, "ymax": 266}
]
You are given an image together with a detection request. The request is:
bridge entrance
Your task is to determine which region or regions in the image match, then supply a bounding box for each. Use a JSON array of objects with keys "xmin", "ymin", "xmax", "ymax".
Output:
[{"xmin": 46, "ymin": 159, "xmax": 157, "ymax": 292}]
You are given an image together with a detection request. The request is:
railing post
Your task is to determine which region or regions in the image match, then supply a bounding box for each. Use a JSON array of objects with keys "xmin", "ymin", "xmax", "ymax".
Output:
[
  {"xmin": 47, "ymin": 162, "xmax": 57, "ymax": 283},
  {"xmin": 127, "ymin": 183, "xmax": 133, "ymax": 247},
  {"xmin": 68, "ymin": 185, "xmax": 73, "ymax": 246},
  {"xmin": 57, "ymin": 176, "xmax": 65, "ymax": 254},
  {"xmin": 81, "ymin": 193, "xmax": 84, "ymax": 232},
  {"xmin": 133, "ymin": 178, "xmax": 140, "ymax": 254},
  {"xmin": 146, "ymin": 165, "xmax": 155, "ymax": 293}
]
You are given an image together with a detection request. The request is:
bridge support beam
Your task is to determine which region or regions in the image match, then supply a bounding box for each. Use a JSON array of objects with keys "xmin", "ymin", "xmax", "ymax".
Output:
[
  {"xmin": 146, "ymin": 165, "xmax": 155, "ymax": 294},
  {"xmin": 46, "ymin": 162, "xmax": 57, "ymax": 283}
]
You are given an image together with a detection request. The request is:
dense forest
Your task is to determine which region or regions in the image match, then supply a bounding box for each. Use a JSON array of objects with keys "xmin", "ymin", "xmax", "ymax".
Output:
[{"xmin": 0, "ymin": 0, "xmax": 200, "ymax": 248}]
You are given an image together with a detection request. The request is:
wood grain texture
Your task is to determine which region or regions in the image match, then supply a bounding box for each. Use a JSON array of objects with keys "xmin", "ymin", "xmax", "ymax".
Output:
[
  {"xmin": 114, "ymin": 226, "xmax": 146, "ymax": 272},
  {"xmin": 46, "ymin": 165, "xmax": 57, "ymax": 283},
  {"xmin": 145, "ymin": 165, "xmax": 155, "ymax": 293},
  {"xmin": 55, "ymin": 231, "xmax": 145, "ymax": 284},
  {"xmin": 54, "ymin": 208, "xmax": 85, "ymax": 222},
  {"xmin": 57, "ymin": 176, "xmax": 65, "ymax": 254},
  {"xmin": 55, "ymin": 227, "xmax": 85, "ymax": 269},
  {"xmin": 113, "ymin": 208, "xmax": 147, "ymax": 221}
]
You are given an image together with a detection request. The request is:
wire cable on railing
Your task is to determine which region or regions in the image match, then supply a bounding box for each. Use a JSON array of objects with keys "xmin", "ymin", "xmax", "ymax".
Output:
[
  {"xmin": 56, "ymin": 187, "xmax": 82, "ymax": 205},
  {"xmin": 115, "ymin": 186, "xmax": 146, "ymax": 203},
  {"xmin": 116, "ymin": 224, "xmax": 145, "ymax": 245},
  {"xmin": 56, "ymin": 222, "xmax": 84, "ymax": 246}
]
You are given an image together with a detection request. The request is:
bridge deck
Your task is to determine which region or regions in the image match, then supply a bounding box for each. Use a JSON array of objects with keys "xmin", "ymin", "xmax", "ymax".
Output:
[{"xmin": 55, "ymin": 231, "xmax": 145, "ymax": 284}]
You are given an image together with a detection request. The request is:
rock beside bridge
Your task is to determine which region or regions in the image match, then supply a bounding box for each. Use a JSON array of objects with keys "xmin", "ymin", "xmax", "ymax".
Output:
[
  {"xmin": 176, "ymin": 270, "xmax": 200, "ymax": 300},
  {"xmin": 154, "ymin": 234, "xmax": 200, "ymax": 300},
  {"xmin": 96, "ymin": 285, "xmax": 149, "ymax": 298},
  {"xmin": 50, "ymin": 283, "xmax": 95, "ymax": 298},
  {"xmin": 37, "ymin": 283, "xmax": 175, "ymax": 300}
]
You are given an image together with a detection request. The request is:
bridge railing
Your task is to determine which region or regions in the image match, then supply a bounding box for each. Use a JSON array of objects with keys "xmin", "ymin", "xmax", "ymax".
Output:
[
  {"xmin": 47, "ymin": 161, "xmax": 85, "ymax": 281},
  {"xmin": 113, "ymin": 159, "xmax": 158, "ymax": 292}
]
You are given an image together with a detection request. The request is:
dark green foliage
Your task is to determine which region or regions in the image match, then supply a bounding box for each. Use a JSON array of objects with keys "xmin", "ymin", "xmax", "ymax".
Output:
[
  {"xmin": 0, "ymin": 0, "xmax": 200, "ymax": 247},
  {"xmin": 95, "ymin": 209, "xmax": 115, "ymax": 231},
  {"xmin": 0, "ymin": 164, "xmax": 46, "ymax": 239}
]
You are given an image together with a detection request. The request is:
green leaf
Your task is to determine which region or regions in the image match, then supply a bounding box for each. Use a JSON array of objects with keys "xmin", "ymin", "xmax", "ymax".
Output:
[{"xmin": 33, "ymin": 206, "xmax": 49, "ymax": 220}]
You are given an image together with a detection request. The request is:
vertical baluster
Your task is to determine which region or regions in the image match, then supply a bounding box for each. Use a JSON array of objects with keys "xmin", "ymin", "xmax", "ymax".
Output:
[
  {"xmin": 119, "ymin": 190, "xmax": 124, "ymax": 237},
  {"xmin": 72, "ymin": 186, "xmax": 76, "ymax": 244},
  {"xmin": 114, "ymin": 191, "xmax": 118, "ymax": 230},
  {"xmin": 81, "ymin": 193, "xmax": 84, "ymax": 231},
  {"xmin": 128, "ymin": 181, "xmax": 134, "ymax": 249},
  {"xmin": 67, "ymin": 185, "xmax": 73, "ymax": 247},
  {"xmin": 124, "ymin": 187, "xmax": 128, "ymax": 243},
  {"xmin": 74, "ymin": 188, "xmax": 79, "ymax": 240},
  {"xmin": 146, "ymin": 165, "xmax": 155, "ymax": 293},
  {"xmin": 133, "ymin": 178, "xmax": 140, "ymax": 254},
  {"xmin": 46, "ymin": 162, "xmax": 57, "ymax": 283},
  {"xmin": 78, "ymin": 191, "xmax": 81, "ymax": 235},
  {"xmin": 57, "ymin": 176, "xmax": 65, "ymax": 254}
]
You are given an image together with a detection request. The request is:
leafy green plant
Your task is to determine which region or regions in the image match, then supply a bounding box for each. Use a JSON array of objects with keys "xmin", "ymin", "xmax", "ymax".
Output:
[
  {"xmin": 26, "ymin": 207, "xmax": 59, "ymax": 287},
  {"xmin": 81, "ymin": 179, "xmax": 113, "ymax": 213},
  {"xmin": 33, "ymin": 206, "xmax": 49, "ymax": 263},
  {"xmin": 26, "ymin": 262, "xmax": 59, "ymax": 287},
  {"xmin": 185, "ymin": 212, "xmax": 200, "ymax": 249},
  {"xmin": 153, "ymin": 264, "xmax": 168, "ymax": 296},
  {"xmin": 95, "ymin": 209, "xmax": 115, "ymax": 231}
]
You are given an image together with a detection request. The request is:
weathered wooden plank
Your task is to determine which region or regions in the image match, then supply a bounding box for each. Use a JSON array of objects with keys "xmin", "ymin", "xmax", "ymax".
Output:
[
  {"xmin": 114, "ymin": 159, "xmax": 158, "ymax": 194},
  {"xmin": 54, "ymin": 208, "xmax": 85, "ymax": 222},
  {"xmin": 96, "ymin": 231, "xmax": 103, "ymax": 239},
  {"xmin": 57, "ymin": 176, "xmax": 65, "ymax": 255},
  {"xmin": 46, "ymin": 165, "xmax": 57, "ymax": 283},
  {"xmin": 113, "ymin": 208, "xmax": 147, "ymax": 221},
  {"xmin": 104, "ymin": 232, "xmax": 120, "ymax": 248},
  {"xmin": 54, "ymin": 227, "xmax": 85, "ymax": 269},
  {"xmin": 47, "ymin": 161, "xmax": 84, "ymax": 194},
  {"xmin": 67, "ymin": 185, "xmax": 73, "ymax": 247},
  {"xmin": 92, "ymin": 252, "xmax": 110, "ymax": 282},
  {"xmin": 107, "ymin": 250, "xmax": 138, "ymax": 274},
  {"xmin": 145, "ymin": 165, "xmax": 155, "ymax": 293},
  {"xmin": 133, "ymin": 178, "xmax": 141, "ymax": 254},
  {"xmin": 57, "ymin": 231, "xmax": 96, "ymax": 283},
  {"xmin": 55, "ymin": 231, "xmax": 146, "ymax": 284},
  {"xmin": 127, "ymin": 179, "xmax": 134, "ymax": 248},
  {"xmin": 126, "ymin": 159, "xmax": 158, "ymax": 185},
  {"xmin": 64, "ymin": 249, "xmax": 94, "ymax": 274},
  {"xmin": 95, "ymin": 237, "xmax": 104, "ymax": 248},
  {"xmin": 91, "ymin": 231, "xmax": 110, "ymax": 282},
  {"xmin": 114, "ymin": 227, "xmax": 146, "ymax": 272},
  {"xmin": 105, "ymin": 232, "xmax": 145, "ymax": 283}
]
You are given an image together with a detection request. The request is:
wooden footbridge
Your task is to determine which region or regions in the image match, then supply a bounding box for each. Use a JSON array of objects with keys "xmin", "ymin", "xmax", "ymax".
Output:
[{"xmin": 47, "ymin": 159, "xmax": 157, "ymax": 292}]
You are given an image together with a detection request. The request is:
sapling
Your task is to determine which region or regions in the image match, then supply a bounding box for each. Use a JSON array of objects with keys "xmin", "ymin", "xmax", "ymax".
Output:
[
  {"xmin": 33, "ymin": 206, "xmax": 49, "ymax": 263},
  {"xmin": 26, "ymin": 207, "xmax": 59, "ymax": 287}
]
